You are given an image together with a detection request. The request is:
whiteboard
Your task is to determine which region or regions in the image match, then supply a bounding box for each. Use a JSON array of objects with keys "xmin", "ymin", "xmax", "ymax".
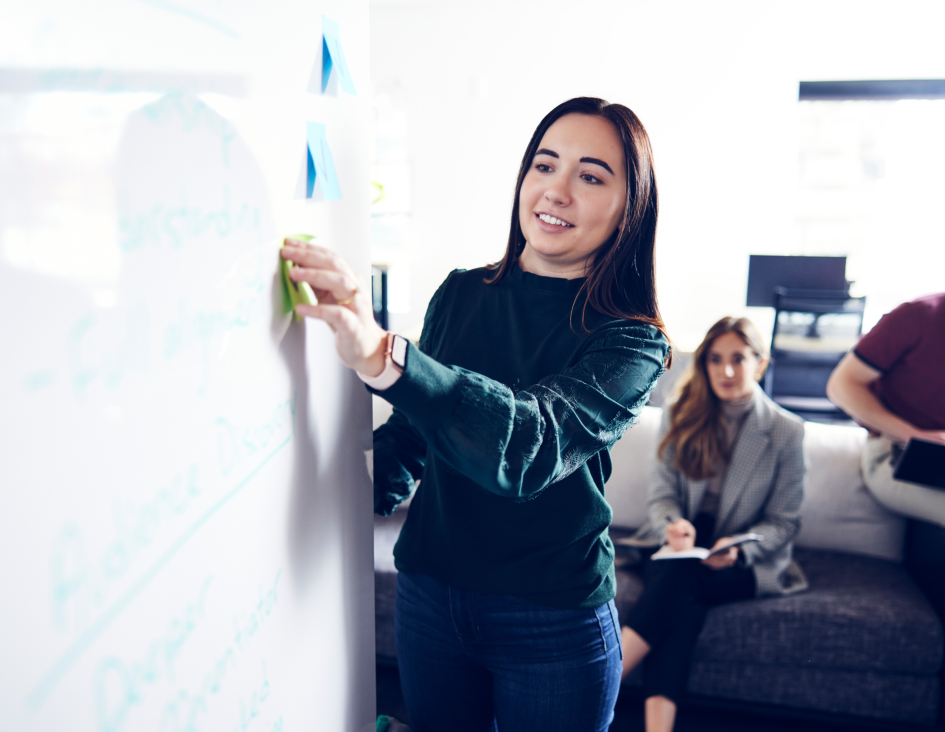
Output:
[{"xmin": 0, "ymin": 2, "xmax": 375, "ymax": 731}]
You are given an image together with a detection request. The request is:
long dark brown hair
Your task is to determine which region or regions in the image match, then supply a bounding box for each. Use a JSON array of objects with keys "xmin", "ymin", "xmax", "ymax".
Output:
[
  {"xmin": 487, "ymin": 97, "xmax": 668, "ymax": 352},
  {"xmin": 659, "ymin": 317, "xmax": 769, "ymax": 480}
]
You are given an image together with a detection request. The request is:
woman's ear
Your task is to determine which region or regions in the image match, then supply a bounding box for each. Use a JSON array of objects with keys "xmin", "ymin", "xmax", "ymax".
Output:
[{"xmin": 755, "ymin": 355, "xmax": 769, "ymax": 381}]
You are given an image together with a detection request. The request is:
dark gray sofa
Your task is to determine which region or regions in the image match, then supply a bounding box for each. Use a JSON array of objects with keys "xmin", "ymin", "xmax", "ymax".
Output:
[
  {"xmin": 373, "ymin": 402, "xmax": 945, "ymax": 727},
  {"xmin": 613, "ymin": 535, "xmax": 943, "ymax": 725}
]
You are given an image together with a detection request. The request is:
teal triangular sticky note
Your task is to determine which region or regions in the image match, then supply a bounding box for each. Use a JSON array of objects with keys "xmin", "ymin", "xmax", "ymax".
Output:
[
  {"xmin": 305, "ymin": 122, "xmax": 342, "ymax": 201},
  {"xmin": 321, "ymin": 16, "xmax": 357, "ymax": 95},
  {"xmin": 321, "ymin": 36, "xmax": 333, "ymax": 93}
]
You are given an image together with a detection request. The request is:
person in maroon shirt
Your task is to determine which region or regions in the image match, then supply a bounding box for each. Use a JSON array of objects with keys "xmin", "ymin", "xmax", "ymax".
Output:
[{"xmin": 827, "ymin": 292, "xmax": 945, "ymax": 528}]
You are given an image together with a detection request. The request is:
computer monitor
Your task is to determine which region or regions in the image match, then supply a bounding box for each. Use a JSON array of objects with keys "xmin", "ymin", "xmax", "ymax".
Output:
[{"xmin": 746, "ymin": 255, "xmax": 848, "ymax": 307}]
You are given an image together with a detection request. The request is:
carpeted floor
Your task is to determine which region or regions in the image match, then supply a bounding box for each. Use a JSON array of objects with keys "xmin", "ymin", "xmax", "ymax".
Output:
[{"xmin": 377, "ymin": 664, "xmax": 942, "ymax": 732}]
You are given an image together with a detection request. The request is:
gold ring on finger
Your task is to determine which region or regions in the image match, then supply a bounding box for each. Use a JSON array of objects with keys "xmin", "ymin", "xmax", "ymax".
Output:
[{"xmin": 336, "ymin": 288, "xmax": 358, "ymax": 306}]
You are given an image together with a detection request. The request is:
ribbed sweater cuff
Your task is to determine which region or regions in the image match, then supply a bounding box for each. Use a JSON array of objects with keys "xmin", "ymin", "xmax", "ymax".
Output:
[{"xmin": 367, "ymin": 341, "xmax": 464, "ymax": 438}]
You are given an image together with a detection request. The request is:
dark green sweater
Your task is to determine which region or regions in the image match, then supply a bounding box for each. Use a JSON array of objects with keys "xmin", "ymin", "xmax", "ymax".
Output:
[{"xmin": 372, "ymin": 265, "xmax": 669, "ymax": 609}]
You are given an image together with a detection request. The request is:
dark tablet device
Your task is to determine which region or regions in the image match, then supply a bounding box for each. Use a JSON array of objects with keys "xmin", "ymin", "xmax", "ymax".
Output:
[{"xmin": 893, "ymin": 439, "xmax": 945, "ymax": 490}]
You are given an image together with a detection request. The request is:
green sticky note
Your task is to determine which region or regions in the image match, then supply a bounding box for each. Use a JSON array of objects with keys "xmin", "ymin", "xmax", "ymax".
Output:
[{"xmin": 281, "ymin": 234, "xmax": 317, "ymax": 322}]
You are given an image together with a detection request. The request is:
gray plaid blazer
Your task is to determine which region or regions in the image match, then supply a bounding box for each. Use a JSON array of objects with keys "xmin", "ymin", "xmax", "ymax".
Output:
[{"xmin": 632, "ymin": 385, "xmax": 808, "ymax": 597}]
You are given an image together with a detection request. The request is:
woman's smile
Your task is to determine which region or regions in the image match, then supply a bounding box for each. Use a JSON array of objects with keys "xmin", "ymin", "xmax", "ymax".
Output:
[{"xmin": 535, "ymin": 212, "xmax": 575, "ymax": 232}]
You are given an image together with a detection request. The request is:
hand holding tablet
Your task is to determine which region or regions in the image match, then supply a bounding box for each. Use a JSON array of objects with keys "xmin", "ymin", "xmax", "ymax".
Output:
[{"xmin": 893, "ymin": 438, "xmax": 945, "ymax": 490}]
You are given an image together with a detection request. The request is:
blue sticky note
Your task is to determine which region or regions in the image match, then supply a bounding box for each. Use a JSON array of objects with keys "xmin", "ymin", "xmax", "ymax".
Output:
[
  {"xmin": 306, "ymin": 122, "xmax": 342, "ymax": 201},
  {"xmin": 321, "ymin": 16, "xmax": 357, "ymax": 95}
]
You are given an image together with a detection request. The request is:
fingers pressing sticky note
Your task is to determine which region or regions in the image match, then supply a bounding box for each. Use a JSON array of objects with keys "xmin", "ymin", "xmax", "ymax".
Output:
[{"xmin": 281, "ymin": 235, "xmax": 318, "ymax": 322}]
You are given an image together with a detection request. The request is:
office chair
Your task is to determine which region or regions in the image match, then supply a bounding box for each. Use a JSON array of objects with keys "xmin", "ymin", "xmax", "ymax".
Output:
[{"xmin": 764, "ymin": 287, "xmax": 866, "ymax": 423}]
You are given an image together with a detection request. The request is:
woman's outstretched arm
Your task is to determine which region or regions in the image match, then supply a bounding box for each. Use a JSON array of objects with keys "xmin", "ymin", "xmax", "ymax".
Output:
[
  {"xmin": 280, "ymin": 239, "xmax": 667, "ymax": 501},
  {"xmin": 379, "ymin": 324, "xmax": 666, "ymax": 500}
]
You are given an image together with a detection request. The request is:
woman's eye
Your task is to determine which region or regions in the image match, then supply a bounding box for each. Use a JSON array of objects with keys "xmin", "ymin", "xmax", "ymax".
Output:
[
  {"xmin": 581, "ymin": 173, "xmax": 601, "ymax": 184},
  {"xmin": 535, "ymin": 163, "xmax": 552, "ymax": 173}
]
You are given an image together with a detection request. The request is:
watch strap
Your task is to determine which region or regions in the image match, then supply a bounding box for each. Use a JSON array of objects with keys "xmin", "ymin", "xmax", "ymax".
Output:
[{"xmin": 357, "ymin": 333, "xmax": 404, "ymax": 391}]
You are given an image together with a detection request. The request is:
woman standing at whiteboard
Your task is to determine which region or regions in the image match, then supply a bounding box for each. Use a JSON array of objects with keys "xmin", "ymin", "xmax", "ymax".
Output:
[{"xmin": 282, "ymin": 97, "xmax": 670, "ymax": 732}]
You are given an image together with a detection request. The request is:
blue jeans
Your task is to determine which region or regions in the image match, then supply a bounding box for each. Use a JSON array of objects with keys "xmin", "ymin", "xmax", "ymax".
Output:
[{"xmin": 394, "ymin": 570, "xmax": 622, "ymax": 732}]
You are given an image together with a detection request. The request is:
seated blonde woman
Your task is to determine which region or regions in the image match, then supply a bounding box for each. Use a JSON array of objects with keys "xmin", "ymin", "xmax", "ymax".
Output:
[{"xmin": 621, "ymin": 317, "xmax": 808, "ymax": 732}]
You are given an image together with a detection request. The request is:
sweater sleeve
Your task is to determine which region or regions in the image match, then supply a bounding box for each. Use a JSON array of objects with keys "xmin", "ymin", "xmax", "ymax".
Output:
[
  {"xmin": 371, "ymin": 273, "xmax": 455, "ymax": 515},
  {"xmin": 372, "ymin": 408, "xmax": 426, "ymax": 515},
  {"xmin": 375, "ymin": 322, "xmax": 668, "ymax": 501}
]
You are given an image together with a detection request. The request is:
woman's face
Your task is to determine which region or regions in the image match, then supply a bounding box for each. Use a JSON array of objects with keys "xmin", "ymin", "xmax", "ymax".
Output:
[
  {"xmin": 706, "ymin": 332, "xmax": 767, "ymax": 402},
  {"xmin": 518, "ymin": 113, "xmax": 627, "ymax": 276}
]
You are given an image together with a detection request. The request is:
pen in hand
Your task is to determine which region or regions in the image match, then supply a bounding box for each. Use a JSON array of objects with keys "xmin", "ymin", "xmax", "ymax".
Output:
[
  {"xmin": 667, "ymin": 516, "xmax": 691, "ymax": 537},
  {"xmin": 665, "ymin": 517, "xmax": 696, "ymax": 551}
]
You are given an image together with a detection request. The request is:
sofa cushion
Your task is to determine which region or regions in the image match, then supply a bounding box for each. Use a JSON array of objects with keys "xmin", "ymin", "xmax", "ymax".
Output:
[
  {"xmin": 614, "ymin": 547, "xmax": 944, "ymax": 677},
  {"xmin": 795, "ymin": 421, "xmax": 906, "ymax": 562},
  {"xmin": 606, "ymin": 406, "xmax": 662, "ymax": 528}
]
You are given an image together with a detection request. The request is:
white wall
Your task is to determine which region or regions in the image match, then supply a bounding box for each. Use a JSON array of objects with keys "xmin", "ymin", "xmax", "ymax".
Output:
[{"xmin": 370, "ymin": 0, "xmax": 945, "ymax": 350}]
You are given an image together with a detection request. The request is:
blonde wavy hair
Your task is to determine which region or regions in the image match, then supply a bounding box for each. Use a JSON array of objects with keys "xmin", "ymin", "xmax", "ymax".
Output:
[{"xmin": 658, "ymin": 317, "xmax": 768, "ymax": 480}]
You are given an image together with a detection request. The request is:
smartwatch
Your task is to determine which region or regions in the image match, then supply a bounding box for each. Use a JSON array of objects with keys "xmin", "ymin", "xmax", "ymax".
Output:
[{"xmin": 390, "ymin": 333, "xmax": 408, "ymax": 370}]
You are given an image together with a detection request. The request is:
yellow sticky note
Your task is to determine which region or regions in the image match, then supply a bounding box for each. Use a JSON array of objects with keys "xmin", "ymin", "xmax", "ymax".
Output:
[{"xmin": 281, "ymin": 234, "xmax": 317, "ymax": 322}]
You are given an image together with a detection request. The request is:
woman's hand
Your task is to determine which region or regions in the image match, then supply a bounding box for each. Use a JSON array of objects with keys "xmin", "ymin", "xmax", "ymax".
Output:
[
  {"xmin": 702, "ymin": 537, "xmax": 738, "ymax": 570},
  {"xmin": 665, "ymin": 519, "xmax": 696, "ymax": 552},
  {"xmin": 281, "ymin": 237, "xmax": 389, "ymax": 376}
]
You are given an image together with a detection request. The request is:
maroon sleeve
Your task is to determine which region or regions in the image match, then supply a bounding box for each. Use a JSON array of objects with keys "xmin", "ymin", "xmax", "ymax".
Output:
[{"xmin": 854, "ymin": 301, "xmax": 922, "ymax": 373}]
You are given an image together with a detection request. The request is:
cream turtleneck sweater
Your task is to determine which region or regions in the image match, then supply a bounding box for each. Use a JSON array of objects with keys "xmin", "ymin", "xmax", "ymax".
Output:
[{"xmin": 696, "ymin": 389, "xmax": 756, "ymax": 519}]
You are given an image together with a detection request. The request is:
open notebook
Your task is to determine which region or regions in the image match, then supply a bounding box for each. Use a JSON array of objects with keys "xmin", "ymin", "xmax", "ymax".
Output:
[{"xmin": 650, "ymin": 532, "xmax": 763, "ymax": 561}]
